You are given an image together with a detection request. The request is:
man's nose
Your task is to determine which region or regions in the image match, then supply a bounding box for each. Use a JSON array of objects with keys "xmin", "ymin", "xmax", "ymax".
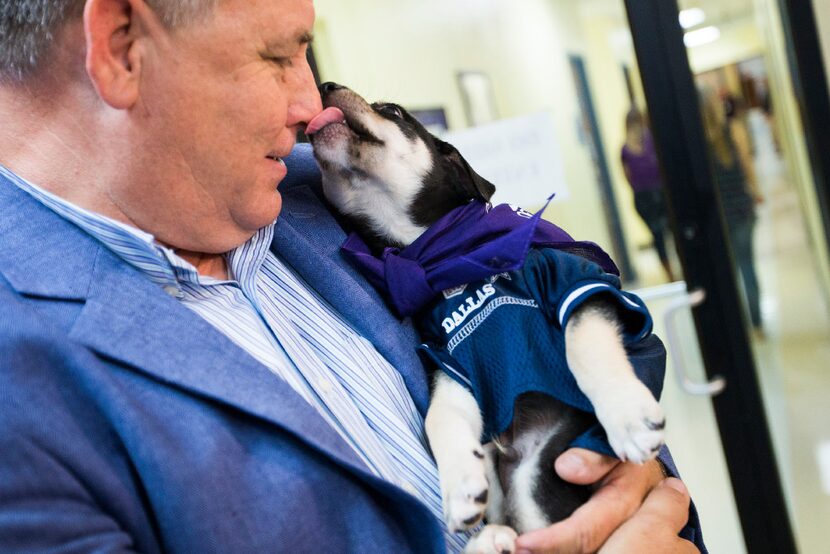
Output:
[{"xmin": 288, "ymin": 61, "xmax": 324, "ymax": 128}]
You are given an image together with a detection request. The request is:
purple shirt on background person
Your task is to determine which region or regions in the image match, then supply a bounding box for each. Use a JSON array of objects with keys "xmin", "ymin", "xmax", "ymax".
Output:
[{"xmin": 621, "ymin": 129, "xmax": 662, "ymax": 192}]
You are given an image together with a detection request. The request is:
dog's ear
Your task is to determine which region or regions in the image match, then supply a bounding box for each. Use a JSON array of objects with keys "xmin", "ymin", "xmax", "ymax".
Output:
[{"xmin": 436, "ymin": 139, "xmax": 496, "ymax": 202}]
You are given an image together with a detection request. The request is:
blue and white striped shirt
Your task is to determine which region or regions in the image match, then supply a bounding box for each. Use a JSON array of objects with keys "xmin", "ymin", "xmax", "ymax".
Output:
[{"xmin": 1, "ymin": 165, "xmax": 470, "ymax": 552}]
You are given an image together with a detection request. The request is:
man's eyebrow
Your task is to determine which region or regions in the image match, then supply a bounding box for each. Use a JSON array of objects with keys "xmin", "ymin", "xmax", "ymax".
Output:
[{"xmin": 265, "ymin": 32, "xmax": 313, "ymax": 52}]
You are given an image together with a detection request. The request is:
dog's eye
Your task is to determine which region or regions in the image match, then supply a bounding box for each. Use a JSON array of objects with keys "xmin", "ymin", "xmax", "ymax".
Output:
[{"xmin": 381, "ymin": 104, "xmax": 404, "ymax": 119}]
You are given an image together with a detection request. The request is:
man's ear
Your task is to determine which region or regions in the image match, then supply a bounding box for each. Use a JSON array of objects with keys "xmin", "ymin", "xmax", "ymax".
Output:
[
  {"xmin": 436, "ymin": 139, "xmax": 496, "ymax": 202},
  {"xmin": 83, "ymin": 0, "xmax": 157, "ymax": 109}
]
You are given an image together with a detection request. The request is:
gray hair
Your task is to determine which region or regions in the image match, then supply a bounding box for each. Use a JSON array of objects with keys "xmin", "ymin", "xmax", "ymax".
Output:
[{"xmin": 0, "ymin": 0, "xmax": 218, "ymax": 82}]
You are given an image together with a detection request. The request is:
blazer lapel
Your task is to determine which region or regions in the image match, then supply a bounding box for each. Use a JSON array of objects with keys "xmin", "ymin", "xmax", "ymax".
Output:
[{"xmin": 273, "ymin": 183, "xmax": 431, "ymax": 414}]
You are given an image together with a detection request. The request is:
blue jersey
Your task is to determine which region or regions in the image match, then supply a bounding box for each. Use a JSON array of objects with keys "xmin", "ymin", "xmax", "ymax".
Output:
[{"xmin": 417, "ymin": 248, "xmax": 662, "ymax": 457}]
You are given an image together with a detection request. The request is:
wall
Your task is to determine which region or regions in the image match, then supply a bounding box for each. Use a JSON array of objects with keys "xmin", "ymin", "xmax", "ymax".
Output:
[{"xmin": 312, "ymin": 0, "xmax": 617, "ymax": 259}]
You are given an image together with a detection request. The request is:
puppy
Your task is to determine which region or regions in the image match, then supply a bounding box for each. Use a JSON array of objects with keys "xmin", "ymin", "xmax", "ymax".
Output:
[{"xmin": 306, "ymin": 82, "xmax": 666, "ymax": 553}]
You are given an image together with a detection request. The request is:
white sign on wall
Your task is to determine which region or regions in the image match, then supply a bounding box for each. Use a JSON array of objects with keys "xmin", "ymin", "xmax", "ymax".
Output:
[{"xmin": 442, "ymin": 110, "xmax": 569, "ymax": 207}]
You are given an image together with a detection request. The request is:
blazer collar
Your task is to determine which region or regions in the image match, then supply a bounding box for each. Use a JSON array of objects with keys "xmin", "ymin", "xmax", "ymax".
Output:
[
  {"xmin": 0, "ymin": 175, "xmax": 98, "ymax": 300},
  {"xmin": 70, "ymin": 252, "xmax": 376, "ymax": 470}
]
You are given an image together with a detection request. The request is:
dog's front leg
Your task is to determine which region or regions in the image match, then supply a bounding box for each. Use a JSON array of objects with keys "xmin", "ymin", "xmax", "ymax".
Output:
[
  {"xmin": 425, "ymin": 372, "xmax": 490, "ymax": 532},
  {"xmin": 565, "ymin": 300, "xmax": 665, "ymax": 463},
  {"xmin": 459, "ymin": 444, "xmax": 519, "ymax": 553},
  {"xmin": 459, "ymin": 444, "xmax": 518, "ymax": 553}
]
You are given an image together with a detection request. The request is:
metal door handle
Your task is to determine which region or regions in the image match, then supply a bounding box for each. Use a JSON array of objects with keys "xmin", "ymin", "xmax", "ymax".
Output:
[{"xmin": 663, "ymin": 288, "xmax": 726, "ymax": 396}]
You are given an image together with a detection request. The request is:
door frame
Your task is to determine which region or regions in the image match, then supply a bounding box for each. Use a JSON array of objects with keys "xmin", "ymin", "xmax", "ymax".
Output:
[{"xmin": 568, "ymin": 54, "xmax": 636, "ymax": 280}]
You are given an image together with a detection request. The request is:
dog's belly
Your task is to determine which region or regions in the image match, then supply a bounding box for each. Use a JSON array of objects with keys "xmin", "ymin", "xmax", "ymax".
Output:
[{"xmin": 494, "ymin": 392, "xmax": 595, "ymax": 532}]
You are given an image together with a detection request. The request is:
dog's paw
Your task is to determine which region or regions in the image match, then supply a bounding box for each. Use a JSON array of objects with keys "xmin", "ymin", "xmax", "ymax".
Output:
[
  {"xmin": 463, "ymin": 524, "xmax": 518, "ymax": 554},
  {"xmin": 441, "ymin": 446, "xmax": 490, "ymax": 532},
  {"xmin": 596, "ymin": 382, "xmax": 665, "ymax": 464}
]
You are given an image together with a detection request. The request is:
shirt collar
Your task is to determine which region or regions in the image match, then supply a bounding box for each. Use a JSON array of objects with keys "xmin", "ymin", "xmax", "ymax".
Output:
[{"xmin": 0, "ymin": 164, "xmax": 274, "ymax": 296}]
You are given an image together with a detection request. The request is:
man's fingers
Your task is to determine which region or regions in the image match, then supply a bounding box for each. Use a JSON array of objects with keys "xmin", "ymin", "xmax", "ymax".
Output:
[
  {"xmin": 516, "ymin": 459, "xmax": 664, "ymax": 554},
  {"xmin": 625, "ymin": 478, "xmax": 691, "ymax": 533},
  {"xmin": 598, "ymin": 478, "xmax": 696, "ymax": 554},
  {"xmin": 554, "ymin": 448, "xmax": 619, "ymax": 485}
]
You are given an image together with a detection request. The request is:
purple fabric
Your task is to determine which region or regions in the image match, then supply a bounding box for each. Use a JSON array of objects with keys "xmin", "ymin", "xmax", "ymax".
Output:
[
  {"xmin": 621, "ymin": 130, "xmax": 662, "ymax": 193},
  {"xmin": 341, "ymin": 196, "xmax": 618, "ymax": 317}
]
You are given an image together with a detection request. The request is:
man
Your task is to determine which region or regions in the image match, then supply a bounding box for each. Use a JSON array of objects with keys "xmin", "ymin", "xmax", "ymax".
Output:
[{"xmin": 0, "ymin": 0, "xmax": 702, "ymax": 552}]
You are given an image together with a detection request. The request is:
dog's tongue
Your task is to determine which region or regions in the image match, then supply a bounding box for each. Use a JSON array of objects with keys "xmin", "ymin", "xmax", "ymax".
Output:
[{"xmin": 305, "ymin": 107, "xmax": 346, "ymax": 135}]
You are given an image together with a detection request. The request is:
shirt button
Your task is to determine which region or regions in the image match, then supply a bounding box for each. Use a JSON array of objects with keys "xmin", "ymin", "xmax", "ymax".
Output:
[{"xmin": 163, "ymin": 284, "xmax": 181, "ymax": 297}]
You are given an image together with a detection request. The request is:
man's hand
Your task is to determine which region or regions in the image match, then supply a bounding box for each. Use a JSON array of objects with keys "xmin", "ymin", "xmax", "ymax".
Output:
[{"xmin": 513, "ymin": 448, "xmax": 695, "ymax": 554}]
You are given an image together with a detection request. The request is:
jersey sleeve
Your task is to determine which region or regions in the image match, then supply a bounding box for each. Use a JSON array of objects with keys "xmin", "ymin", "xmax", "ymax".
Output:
[
  {"xmin": 523, "ymin": 248, "xmax": 652, "ymax": 343},
  {"xmin": 416, "ymin": 343, "xmax": 474, "ymax": 393}
]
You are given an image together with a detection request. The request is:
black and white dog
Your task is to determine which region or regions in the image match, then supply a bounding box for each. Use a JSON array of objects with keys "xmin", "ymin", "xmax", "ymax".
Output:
[{"xmin": 306, "ymin": 82, "xmax": 665, "ymax": 554}]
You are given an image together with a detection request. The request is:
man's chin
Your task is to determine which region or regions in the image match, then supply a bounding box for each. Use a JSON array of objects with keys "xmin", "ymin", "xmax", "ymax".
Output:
[
  {"xmin": 270, "ymin": 193, "xmax": 283, "ymax": 222},
  {"xmin": 237, "ymin": 196, "xmax": 283, "ymax": 236},
  {"xmin": 259, "ymin": 193, "xmax": 282, "ymax": 226}
]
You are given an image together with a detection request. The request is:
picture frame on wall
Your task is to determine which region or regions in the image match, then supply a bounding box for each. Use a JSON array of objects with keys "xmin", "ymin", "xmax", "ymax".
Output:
[{"xmin": 457, "ymin": 70, "xmax": 499, "ymax": 127}]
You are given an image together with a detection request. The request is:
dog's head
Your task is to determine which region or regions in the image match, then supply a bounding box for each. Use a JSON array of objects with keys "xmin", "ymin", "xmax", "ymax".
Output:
[{"xmin": 306, "ymin": 82, "xmax": 495, "ymax": 251}]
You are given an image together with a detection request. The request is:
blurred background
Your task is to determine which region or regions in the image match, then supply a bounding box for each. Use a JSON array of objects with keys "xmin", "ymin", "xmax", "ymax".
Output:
[{"xmin": 308, "ymin": 1, "xmax": 830, "ymax": 552}]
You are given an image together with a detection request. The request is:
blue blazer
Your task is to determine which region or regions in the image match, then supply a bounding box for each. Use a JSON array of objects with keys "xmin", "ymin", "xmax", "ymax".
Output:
[{"xmin": 0, "ymin": 144, "xmax": 703, "ymax": 552}]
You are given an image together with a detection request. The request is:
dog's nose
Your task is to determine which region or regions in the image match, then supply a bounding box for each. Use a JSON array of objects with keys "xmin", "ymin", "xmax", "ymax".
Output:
[{"xmin": 319, "ymin": 82, "xmax": 344, "ymax": 95}]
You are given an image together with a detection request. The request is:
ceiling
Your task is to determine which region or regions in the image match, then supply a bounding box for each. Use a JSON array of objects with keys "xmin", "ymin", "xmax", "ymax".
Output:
[{"xmin": 679, "ymin": 0, "xmax": 755, "ymax": 26}]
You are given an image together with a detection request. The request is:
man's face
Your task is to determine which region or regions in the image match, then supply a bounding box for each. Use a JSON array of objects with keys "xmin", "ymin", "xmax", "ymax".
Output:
[{"xmin": 125, "ymin": 0, "xmax": 321, "ymax": 253}]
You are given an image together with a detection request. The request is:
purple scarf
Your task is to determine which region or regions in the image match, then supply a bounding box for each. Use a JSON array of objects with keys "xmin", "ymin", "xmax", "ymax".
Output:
[{"xmin": 341, "ymin": 196, "xmax": 619, "ymax": 317}]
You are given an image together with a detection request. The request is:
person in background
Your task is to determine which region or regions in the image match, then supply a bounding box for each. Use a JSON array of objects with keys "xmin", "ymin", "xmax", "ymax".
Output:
[
  {"xmin": 621, "ymin": 108, "xmax": 676, "ymax": 282},
  {"xmin": 0, "ymin": 0, "xmax": 703, "ymax": 552},
  {"xmin": 700, "ymin": 87, "xmax": 766, "ymax": 336}
]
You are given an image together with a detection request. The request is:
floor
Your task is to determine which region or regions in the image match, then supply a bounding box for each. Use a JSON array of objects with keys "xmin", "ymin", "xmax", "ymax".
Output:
[{"xmin": 630, "ymin": 110, "xmax": 830, "ymax": 553}]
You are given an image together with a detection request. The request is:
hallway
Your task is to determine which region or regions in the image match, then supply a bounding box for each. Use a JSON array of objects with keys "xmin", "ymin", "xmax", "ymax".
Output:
[{"xmin": 635, "ymin": 108, "xmax": 830, "ymax": 553}]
